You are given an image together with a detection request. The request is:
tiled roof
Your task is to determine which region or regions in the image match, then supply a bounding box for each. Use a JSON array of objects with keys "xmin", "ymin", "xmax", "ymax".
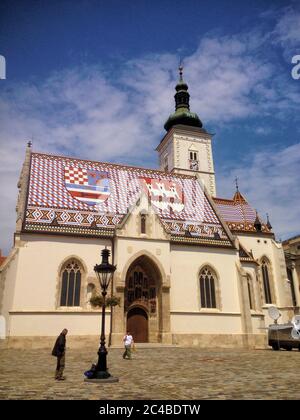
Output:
[
  {"xmin": 213, "ymin": 192, "xmax": 272, "ymax": 234},
  {"xmin": 24, "ymin": 152, "xmax": 233, "ymax": 247}
]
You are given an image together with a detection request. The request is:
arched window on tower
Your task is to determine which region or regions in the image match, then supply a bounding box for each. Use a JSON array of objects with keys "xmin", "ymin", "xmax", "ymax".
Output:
[
  {"xmin": 199, "ymin": 267, "xmax": 217, "ymax": 308},
  {"xmin": 189, "ymin": 150, "xmax": 199, "ymax": 170},
  {"xmin": 261, "ymin": 259, "xmax": 272, "ymax": 304},
  {"xmin": 60, "ymin": 260, "xmax": 82, "ymax": 307}
]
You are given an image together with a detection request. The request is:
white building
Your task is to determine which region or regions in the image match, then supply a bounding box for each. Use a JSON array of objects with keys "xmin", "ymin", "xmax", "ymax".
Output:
[{"xmin": 0, "ymin": 67, "xmax": 297, "ymax": 348}]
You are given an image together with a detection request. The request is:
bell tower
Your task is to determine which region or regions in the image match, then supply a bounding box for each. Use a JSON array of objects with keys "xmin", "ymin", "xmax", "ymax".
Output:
[{"xmin": 156, "ymin": 65, "xmax": 216, "ymax": 196}]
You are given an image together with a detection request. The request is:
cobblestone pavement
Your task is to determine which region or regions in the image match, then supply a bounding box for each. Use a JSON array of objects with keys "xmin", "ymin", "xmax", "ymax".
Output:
[{"xmin": 0, "ymin": 346, "xmax": 299, "ymax": 400}]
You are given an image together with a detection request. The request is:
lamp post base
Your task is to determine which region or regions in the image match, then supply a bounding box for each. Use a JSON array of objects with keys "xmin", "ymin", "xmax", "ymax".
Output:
[
  {"xmin": 84, "ymin": 369, "xmax": 119, "ymax": 383},
  {"xmin": 84, "ymin": 376, "xmax": 119, "ymax": 383}
]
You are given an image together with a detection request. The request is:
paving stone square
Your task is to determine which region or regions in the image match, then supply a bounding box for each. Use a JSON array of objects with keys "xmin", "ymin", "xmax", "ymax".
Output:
[{"xmin": 0, "ymin": 346, "xmax": 299, "ymax": 400}]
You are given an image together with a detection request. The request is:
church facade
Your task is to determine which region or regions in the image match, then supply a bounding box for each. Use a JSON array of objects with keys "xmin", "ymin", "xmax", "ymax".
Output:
[{"xmin": 1, "ymin": 68, "xmax": 298, "ymax": 348}]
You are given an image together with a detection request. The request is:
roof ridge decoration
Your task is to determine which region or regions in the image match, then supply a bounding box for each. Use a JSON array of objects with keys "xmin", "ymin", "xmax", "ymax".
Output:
[{"xmin": 23, "ymin": 152, "xmax": 233, "ymax": 247}]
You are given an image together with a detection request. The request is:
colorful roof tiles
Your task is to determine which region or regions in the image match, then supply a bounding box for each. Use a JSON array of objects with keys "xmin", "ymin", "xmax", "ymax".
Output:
[
  {"xmin": 24, "ymin": 152, "xmax": 233, "ymax": 246},
  {"xmin": 213, "ymin": 193, "xmax": 272, "ymax": 234}
]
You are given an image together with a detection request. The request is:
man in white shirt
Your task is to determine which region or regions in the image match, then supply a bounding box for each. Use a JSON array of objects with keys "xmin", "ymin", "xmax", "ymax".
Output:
[{"xmin": 123, "ymin": 331, "xmax": 134, "ymax": 359}]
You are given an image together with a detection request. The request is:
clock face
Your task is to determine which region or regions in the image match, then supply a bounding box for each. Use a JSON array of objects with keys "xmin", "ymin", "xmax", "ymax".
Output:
[{"xmin": 190, "ymin": 161, "xmax": 199, "ymax": 170}]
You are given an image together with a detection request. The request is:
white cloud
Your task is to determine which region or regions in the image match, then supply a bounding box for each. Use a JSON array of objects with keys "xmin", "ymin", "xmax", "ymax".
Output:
[
  {"xmin": 272, "ymin": 5, "xmax": 300, "ymax": 57},
  {"xmin": 0, "ymin": 7, "xmax": 299, "ymax": 254},
  {"xmin": 254, "ymin": 126, "xmax": 272, "ymax": 136},
  {"xmin": 217, "ymin": 142, "xmax": 300, "ymax": 240}
]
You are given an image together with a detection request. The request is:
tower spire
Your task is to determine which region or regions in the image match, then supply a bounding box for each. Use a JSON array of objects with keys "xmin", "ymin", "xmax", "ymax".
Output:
[
  {"xmin": 232, "ymin": 177, "xmax": 246, "ymax": 203},
  {"xmin": 266, "ymin": 213, "xmax": 272, "ymax": 230},
  {"xmin": 164, "ymin": 63, "xmax": 203, "ymax": 132},
  {"xmin": 235, "ymin": 176, "xmax": 239, "ymax": 192},
  {"xmin": 254, "ymin": 210, "xmax": 262, "ymax": 232}
]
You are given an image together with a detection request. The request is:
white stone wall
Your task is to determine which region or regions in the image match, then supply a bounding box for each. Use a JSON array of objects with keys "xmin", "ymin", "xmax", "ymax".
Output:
[
  {"xmin": 170, "ymin": 313, "xmax": 242, "ymax": 334},
  {"xmin": 3, "ymin": 234, "xmax": 112, "ymax": 336},
  {"xmin": 168, "ymin": 244, "xmax": 252, "ymax": 337},
  {"xmin": 238, "ymin": 235, "xmax": 292, "ymax": 322},
  {"xmin": 0, "ymin": 249, "xmax": 19, "ymax": 337},
  {"xmin": 9, "ymin": 312, "xmax": 108, "ymax": 336},
  {"xmin": 2, "ymin": 221, "xmax": 291, "ymax": 343}
]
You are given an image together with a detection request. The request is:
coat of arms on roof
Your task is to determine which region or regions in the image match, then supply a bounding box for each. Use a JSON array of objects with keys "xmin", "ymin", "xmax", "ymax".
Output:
[
  {"xmin": 140, "ymin": 177, "xmax": 184, "ymax": 213},
  {"xmin": 64, "ymin": 166, "xmax": 110, "ymax": 206}
]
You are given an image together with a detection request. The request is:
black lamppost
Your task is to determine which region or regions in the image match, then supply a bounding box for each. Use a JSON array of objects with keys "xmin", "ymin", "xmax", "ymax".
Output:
[{"xmin": 85, "ymin": 247, "xmax": 118, "ymax": 383}]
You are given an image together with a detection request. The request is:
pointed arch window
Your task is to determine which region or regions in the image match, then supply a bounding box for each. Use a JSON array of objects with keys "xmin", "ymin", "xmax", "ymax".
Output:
[
  {"xmin": 141, "ymin": 213, "xmax": 146, "ymax": 234},
  {"xmin": 200, "ymin": 267, "xmax": 217, "ymax": 308},
  {"xmin": 261, "ymin": 259, "xmax": 272, "ymax": 304},
  {"xmin": 60, "ymin": 260, "xmax": 82, "ymax": 306}
]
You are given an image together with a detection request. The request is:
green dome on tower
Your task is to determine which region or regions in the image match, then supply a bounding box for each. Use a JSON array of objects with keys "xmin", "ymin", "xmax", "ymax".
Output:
[{"xmin": 164, "ymin": 65, "xmax": 203, "ymax": 132}]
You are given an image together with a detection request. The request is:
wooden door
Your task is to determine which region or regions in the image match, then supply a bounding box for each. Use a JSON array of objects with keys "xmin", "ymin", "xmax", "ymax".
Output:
[{"xmin": 127, "ymin": 307, "xmax": 148, "ymax": 342}]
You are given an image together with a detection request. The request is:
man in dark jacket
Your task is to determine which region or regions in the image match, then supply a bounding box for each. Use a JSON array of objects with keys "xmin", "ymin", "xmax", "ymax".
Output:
[{"xmin": 52, "ymin": 328, "xmax": 68, "ymax": 380}]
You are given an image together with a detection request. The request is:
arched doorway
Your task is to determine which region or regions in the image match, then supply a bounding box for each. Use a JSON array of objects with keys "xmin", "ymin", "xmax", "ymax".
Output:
[
  {"xmin": 127, "ymin": 307, "xmax": 148, "ymax": 342},
  {"xmin": 124, "ymin": 255, "xmax": 162, "ymax": 343}
]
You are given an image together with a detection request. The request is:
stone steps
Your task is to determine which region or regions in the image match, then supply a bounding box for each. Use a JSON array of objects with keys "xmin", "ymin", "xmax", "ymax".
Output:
[{"xmin": 110, "ymin": 342, "xmax": 179, "ymax": 349}]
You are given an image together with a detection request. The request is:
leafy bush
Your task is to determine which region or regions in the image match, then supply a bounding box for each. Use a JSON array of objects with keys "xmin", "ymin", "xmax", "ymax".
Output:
[{"xmin": 90, "ymin": 295, "xmax": 120, "ymax": 308}]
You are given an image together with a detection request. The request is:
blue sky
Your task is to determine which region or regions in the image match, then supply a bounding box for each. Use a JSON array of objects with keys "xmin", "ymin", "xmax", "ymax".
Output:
[{"xmin": 0, "ymin": 0, "xmax": 299, "ymax": 253}]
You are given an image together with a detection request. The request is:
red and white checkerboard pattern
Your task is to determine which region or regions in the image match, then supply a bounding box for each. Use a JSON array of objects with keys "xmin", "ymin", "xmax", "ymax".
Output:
[
  {"xmin": 26, "ymin": 153, "xmax": 229, "ymax": 239},
  {"xmin": 64, "ymin": 167, "xmax": 88, "ymax": 185}
]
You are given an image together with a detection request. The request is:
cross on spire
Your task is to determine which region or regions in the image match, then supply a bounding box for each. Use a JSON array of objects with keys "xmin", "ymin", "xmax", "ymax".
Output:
[
  {"xmin": 235, "ymin": 176, "xmax": 239, "ymax": 192},
  {"xmin": 179, "ymin": 58, "xmax": 183, "ymax": 81}
]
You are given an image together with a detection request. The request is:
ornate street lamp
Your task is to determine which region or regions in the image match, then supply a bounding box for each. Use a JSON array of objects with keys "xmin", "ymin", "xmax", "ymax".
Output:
[{"xmin": 85, "ymin": 247, "xmax": 118, "ymax": 383}]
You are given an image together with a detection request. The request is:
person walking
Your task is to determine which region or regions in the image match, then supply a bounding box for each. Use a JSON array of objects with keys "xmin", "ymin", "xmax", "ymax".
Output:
[
  {"xmin": 123, "ymin": 331, "xmax": 134, "ymax": 359},
  {"xmin": 52, "ymin": 328, "xmax": 68, "ymax": 380}
]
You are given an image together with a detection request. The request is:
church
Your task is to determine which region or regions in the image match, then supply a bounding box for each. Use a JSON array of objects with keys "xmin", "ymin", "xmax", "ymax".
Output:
[{"xmin": 1, "ymin": 67, "xmax": 298, "ymax": 349}]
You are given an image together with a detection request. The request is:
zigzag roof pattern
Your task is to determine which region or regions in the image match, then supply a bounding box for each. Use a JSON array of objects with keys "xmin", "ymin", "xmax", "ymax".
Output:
[
  {"xmin": 23, "ymin": 152, "xmax": 233, "ymax": 247},
  {"xmin": 213, "ymin": 192, "xmax": 272, "ymax": 234}
]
